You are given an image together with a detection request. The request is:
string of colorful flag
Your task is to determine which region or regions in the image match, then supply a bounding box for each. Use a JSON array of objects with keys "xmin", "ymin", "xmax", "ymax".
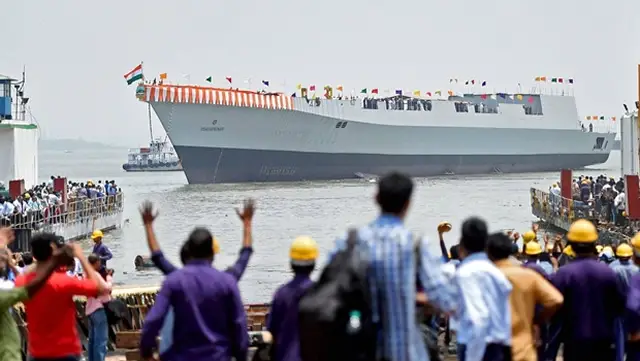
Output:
[
  {"xmin": 534, "ymin": 76, "xmax": 574, "ymax": 84},
  {"xmin": 585, "ymin": 116, "xmax": 617, "ymax": 121},
  {"xmin": 125, "ymin": 64, "xmax": 575, "ymax": 102}
]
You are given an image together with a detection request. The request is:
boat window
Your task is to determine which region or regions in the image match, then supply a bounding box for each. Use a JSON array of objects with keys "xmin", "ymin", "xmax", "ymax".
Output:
[
  {"xmin": 336, "ymin": 122, "xmax": 342, "ymax": 128},
  {"xmin": 341, "ymin": 122, "xmax": 348, "ymax": 128}
]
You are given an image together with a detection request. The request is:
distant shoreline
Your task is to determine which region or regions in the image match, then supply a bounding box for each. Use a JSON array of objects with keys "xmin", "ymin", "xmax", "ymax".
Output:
[{"xmin": 39, "ymin": 138, "xmax": 124, "ymax": 150}]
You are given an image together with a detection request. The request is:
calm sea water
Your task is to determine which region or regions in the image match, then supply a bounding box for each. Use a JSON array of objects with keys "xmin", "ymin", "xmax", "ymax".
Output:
[{"xmin": 38, "ymin": 146, "xmax": 621, "ymax": 303}]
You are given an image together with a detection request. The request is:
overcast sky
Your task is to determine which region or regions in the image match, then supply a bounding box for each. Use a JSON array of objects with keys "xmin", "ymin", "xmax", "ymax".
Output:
[{"xmin": 4, "ymin": 0, "xmax": 639, "ymax": 146}]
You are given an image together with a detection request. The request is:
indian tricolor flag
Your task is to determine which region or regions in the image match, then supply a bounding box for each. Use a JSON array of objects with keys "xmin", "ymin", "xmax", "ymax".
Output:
[{"xmin": 124, "ymin": 64, "xmax": 144, "ymax": 85}]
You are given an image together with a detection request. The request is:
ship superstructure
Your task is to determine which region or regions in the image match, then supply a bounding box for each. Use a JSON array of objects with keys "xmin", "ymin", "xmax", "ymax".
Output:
[{"xmin": 136, "ymin": 83, "xmax": 614, "ymax": 184}]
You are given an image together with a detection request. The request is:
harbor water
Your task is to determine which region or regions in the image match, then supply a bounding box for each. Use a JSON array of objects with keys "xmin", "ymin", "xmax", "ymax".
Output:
[{"xmin": 40, "ymin": 145, "xmax": 622, "ymax": 303}]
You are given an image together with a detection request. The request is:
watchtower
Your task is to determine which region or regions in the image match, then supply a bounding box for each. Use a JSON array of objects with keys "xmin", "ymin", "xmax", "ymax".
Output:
[
  {"xmin": 0, "ymin": 74, "xmax": 15, "ymax": 121},
  {"xmin": 0, "ymin": 71, "xmax": 38, "ymax": 188}
]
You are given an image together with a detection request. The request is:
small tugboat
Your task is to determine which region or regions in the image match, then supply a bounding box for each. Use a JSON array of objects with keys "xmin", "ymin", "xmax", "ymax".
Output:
[
  {"xmin": 122, "ymin": 103, "xmax": 183, "ymax": 172},
  {"xmin": 122, "ymin": 137, "xmax": 182, "ymax": 172}
]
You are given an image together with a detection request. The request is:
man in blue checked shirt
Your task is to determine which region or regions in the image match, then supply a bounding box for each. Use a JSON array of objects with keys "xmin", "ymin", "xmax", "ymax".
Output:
[{"xmin": 330, "ymin": 172, "xmax": 457, "ymax": 361}]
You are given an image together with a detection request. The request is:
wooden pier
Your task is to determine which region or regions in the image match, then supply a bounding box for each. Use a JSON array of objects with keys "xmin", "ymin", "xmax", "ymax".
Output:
[{"xmin": 13, "ymin": 285, "xmax": 271, "ymax": 361}]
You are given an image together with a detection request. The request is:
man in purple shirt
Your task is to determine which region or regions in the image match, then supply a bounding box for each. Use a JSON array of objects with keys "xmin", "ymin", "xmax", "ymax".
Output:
[
  {"xmin": 139, "ymin": 199, "xmax": 254, "ymax": 358},
  {"xmin": 550, "ymin": 219, "xmax": 625, "ymax": 361},
  {"xmin": 140, "ymin": 228, "xmax": 248, "ymax": 361},
  {"xmin": 267, "ymin": 236, "xmax": 317, "ymax": 361},
  {"xmin": 626, "ymin": 235, "xmax": 640, "ymax": 361}
]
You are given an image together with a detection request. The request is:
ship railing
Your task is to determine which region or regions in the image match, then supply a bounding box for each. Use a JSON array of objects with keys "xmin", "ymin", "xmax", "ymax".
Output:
[
  {"xmin": 530, "ymin": 188, "xmax": 596, "ymax": 230},
  {"xmin": 3, "ymin": 193, "xmax": 124, "ymax": 230}
]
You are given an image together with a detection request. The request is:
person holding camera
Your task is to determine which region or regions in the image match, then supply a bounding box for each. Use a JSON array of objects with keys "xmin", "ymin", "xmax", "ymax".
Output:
[{"xmin": 15, "ymin": 233, "xmax": 110, "ymax": 361}]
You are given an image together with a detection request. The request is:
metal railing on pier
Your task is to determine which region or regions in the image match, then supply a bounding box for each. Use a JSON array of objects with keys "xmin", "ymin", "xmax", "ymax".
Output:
[
  {"xmin": 2, "ymin": 193, "xmax": 123, "ymax": 229},
  {"xmin": 530, "ymin": 187, "xmax": 635, "ymax": 244},
  {"xmin": 2, "ymin": 194, "xmax": 124, "ymax": 251},
  {"xmin": 530, "ymin": 187, "xmax": 593, "ymax": 231}
]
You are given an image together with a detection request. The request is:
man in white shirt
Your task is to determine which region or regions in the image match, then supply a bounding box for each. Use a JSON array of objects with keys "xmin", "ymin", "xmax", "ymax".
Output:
[
  {"xmin": 614, "ymin": 191, "xmax": 626, "ymax": 226},
  {"xmin": 1, "ymin": 198, "xmax": 15, "ymax": 219},
  {"xmin": 456, "ymin": 217, "xmax": 513, "ymax": 361}
]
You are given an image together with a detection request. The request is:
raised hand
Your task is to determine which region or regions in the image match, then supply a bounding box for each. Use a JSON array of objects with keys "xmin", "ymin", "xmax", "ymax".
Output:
[
  {"xmin": 235, "ymin": 199, "xmax": 256, "ymax": 224},
  {"xmin": 139, "ymin": 201, "xmax": 158, "ymax": 225},
  {"xmin": 0, "ymin": 227, "xmax": 15, "ymax": 246}
]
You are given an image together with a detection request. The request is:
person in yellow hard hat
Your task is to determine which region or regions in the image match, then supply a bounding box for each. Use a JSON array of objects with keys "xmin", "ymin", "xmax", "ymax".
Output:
[
  {"xmin": 523, "ymin": 241, "xmax": 553, "ymax": 276},
  {"xmin": 557, "ymin": 244, "xmax": 575, "ymax": 267},
  {"xmin": 521, "ymin": 230, "xmax": 536, "ymax": 253},
  {"xmin": 626, "ymin": 234, "xmax": 640, "ymax": 360},
  {"xmin": 90, "ymin": 229, "xmax": 112, "ymax": 273},
  {"xmin": 610, "ymin": 242, "xmax": 640, "ymax": 361},
  {"xmin": 610, "ymin": 243, "xmax": 638, "ymax": 291},
  {"xmin": 600, "ymin": 245, "xmax": 616, "ymax": 264},
  {"xmin": 267, "ymin": 236, "xmax": 318, "ymax": 361},
  {"xmin": 548, "ymin": 219, "xmax": 625, "ymax": 361}
]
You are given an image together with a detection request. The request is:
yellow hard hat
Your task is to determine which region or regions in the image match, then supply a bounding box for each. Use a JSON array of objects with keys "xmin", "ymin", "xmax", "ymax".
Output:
[
  {"xmin": 522, "ymin": 231, "xmax": 536, "ymax": 243},
  {"xmin": 596, "ymin": 245, "xmax": 604, "ymax": 253},
  {"xmin": 563, "ymin": 245, "xmax": 576, "ymax": 258},
  {"xmin": 632, "ymin": 233, "xmax": 640, "ymax": 252},
  {"xmin": 566, "ymin": 219, "xmax": 598, "ymax": 243},
  {"xmin": 91, "ymin": 230, "xmax": 104, "ymax": 240},
  {"xmin": 616, "ymin": 244, "xmax": 633, "ymax": 258},
  {"xmin": 289, "ymin": 236, "xmax": 318, "ymax": 266},
  {"xmin": 524, "ymin": 241, "xmax": 542, "ymax": 255},
  {"xmin": 213, "ymin": 237, "xmax": 220, "ymax": 254}
]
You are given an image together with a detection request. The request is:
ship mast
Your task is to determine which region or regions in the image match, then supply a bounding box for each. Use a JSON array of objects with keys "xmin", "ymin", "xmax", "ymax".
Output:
[{"xmin": 147, "ymin": 103, "xmax": 154, "ymax": 143}]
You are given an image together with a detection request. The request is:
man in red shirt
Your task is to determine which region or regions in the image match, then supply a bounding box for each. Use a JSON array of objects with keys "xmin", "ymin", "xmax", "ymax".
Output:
[{"xmin": 15, "ymin": 233, "xmax": 109, "ymax": 361}]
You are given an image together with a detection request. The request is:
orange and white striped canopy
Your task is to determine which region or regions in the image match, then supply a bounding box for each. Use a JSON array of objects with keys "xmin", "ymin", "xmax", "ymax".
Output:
[{"xmin": 141, "ymin": 85, "xmax": 294, "ymax": 110}]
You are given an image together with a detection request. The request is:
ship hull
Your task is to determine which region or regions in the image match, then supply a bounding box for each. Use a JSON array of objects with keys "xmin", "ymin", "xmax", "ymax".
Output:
[
  {"xmin": 150, "ymin": 96, "xmax": 615, "ymax": 184},
  {"xmin": 175, "ymin": 145, "xmax": 611, "ymax": 184}
]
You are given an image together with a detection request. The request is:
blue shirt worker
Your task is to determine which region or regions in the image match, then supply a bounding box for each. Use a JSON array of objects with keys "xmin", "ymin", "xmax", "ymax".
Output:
[
  {"xmin": 550, "ymin": 219, "xmax": 625, "ymax": 361},
  {"xmin": 456, "ymin": 217, "xmax": 513, "ymax": 361},
  {"xmin": 522, "ymin": 240, "xmax": 553, "ymax": 277},
  {"xmin": 610, "ymin": 243, "xmax": 639, "ymax": 293},
  {"xmin": 267, "ymin": 236, "xmax": 317, "ymax": 361},
  {"xmin": 139, "ymin": 228, "xmax": 248, "ymax": 361},
  {"xmin": 90, "ymin": 230, "xmax": 112, "ymax": 271}
]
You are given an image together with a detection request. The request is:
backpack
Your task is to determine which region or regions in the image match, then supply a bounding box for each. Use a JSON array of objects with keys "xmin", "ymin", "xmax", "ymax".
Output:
[{"xmin": 298, "ymin": 228, "xmax": 376, "ymax": 361}]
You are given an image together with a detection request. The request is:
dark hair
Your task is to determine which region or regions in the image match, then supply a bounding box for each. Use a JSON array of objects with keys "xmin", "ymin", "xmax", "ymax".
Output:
[
  {"xmin": 291, "ymin": 263, "xmax": 315, "ymax": 275},
  {"xmin": 88, "ymin": 253, "xmax": 100, "ymax": 265},
  {"xmin": 449, "ymin": 245, "xmax": 460, "ymax": 260},
  {"xmin": 180, "ymin": 242, "xmax": 191, "ymax": 265},
  {"xmin": 30, "ymin": 232, "xmax": 59, "ymax": 261},
  {"xmin": 511, "ymin": 243, "xmax": 520, "ymax": 256},
  {"xmin": 22, "ymin": 252, "xmax": 32, "ymax": 264},
  {"xmin": 570, "ymin": 242, "xmax": 596, "ymax": 256},
  {"xmin": 186, "ymin": 227, "xmax": 214, "ymax": 260},
  {"xmin": 460, "ymin": 217, "xmax": 488, "ymax": 254},
  {"xmin": 376, "ymin": 172, "xmax": 414, "ymax": 214},
  {"xmin": 487, "ymin": 232, "xmax": 513, "ymax": 261}
]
